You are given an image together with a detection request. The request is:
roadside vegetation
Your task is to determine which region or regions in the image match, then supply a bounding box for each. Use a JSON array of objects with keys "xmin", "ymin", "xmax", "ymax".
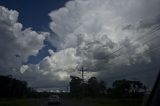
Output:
[
  {"xmin": 0, "ymin": 75, "xmax": 36, "ymax": 98},
  {"xmin": 0, "ymin": 75, "xmax": 149, "ymax": 106},
  {"xmin": 69, "ymin": 76, "xmax": 148, "ymax": 98},
  {"xmin": 83, "ymin": 97, "xmax": 146, "ymax": 106},
  {"xmin": 0, "ymin": 99, "xmax": 35, "ymax": 106},
  {"xmin": 69, "ymin": 75, "xmax": 149, "ymax": 106}
]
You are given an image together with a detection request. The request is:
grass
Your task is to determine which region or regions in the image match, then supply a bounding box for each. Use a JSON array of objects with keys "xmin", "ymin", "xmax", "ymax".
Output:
[
  {"xmin": 0, "ymin": 97, "xmax": 147, "ymax": 106},
  {"xmin": 83, "ymin": 97, "xmax": 146, "ymax": 106},
  {"xmin": 0, "ymin": 98, "xmax": 41, "ymax": 106}
]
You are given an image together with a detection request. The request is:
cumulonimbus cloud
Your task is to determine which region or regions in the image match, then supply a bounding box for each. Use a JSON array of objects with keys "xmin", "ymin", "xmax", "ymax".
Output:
[
  {"xmin": 45, "ymin": 0, "xmax": 160, "ymax": 88},
  {"xmin": 48, "ymin": 0, "xmax": 160, "ymax": 71},
  {"xmin": 1, "ymin": 0, "xmax": 160, "ymax": 90}
]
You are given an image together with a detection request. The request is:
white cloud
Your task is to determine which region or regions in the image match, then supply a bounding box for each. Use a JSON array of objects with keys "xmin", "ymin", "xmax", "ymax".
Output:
[
  {"xmin": 0, "ymin": 6, "xmax": 49, "ymax": 72},
  {"xmin": 1, "ymin": 0, "xmax": 160, "ymax": 90},
  {"xmin": 38, "ymin": 48, "xmax": 80, "ymax": 80},
  {"xmin": 48, "ymin": 0, "xmax": 160, "ymax": 72},
  {"xmin": 20, "ymin": 65, "xmax": 29, "ymax": 73},
  {"xmin": 44, "ymin": 0, "xmax": 160, "ymax": 89},
  {"xmin": 14, "ymin": 0, "xmax": 160, "ymax": 89},
  {"xmin": 19, "ymin": 48, "xmax": 97, "ymax": 88}
]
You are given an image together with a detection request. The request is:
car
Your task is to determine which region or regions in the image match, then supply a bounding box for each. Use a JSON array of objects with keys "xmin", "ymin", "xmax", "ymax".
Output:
[{"xmin": 48, "ymin": 95, "xmax": 61, "ymax": 105}]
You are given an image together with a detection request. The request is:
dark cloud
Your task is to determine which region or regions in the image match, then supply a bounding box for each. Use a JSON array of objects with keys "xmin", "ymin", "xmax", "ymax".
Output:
[
  {"xmin": 122, "ymin": 24, "xmax": 135, "ymax": 30},
  {"xmin": 139, "ymin": 14, "xmax": 160, "ymax": 29}
]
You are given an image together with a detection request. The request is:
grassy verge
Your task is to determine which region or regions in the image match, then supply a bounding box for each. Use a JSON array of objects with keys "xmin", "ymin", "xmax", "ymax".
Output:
[
  {"xmin": 83, "ymin": 97, "xmax": 146, "ymax": 106},
  {"xmin": 0, "ymin": 98, "xmax": 41, "ymax": 106},
  {"xmin": 0, "ymin": 97, "xmax": 147, "ymax": 106}
]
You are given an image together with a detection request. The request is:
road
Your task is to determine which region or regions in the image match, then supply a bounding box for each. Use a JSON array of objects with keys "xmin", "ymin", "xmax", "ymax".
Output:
[{"xmin": 34, "ymin": 98, "xmax": 94, "ymax": 106}]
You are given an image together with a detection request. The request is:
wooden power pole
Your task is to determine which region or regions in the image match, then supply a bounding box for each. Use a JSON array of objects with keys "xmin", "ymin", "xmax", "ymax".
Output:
[
  {"xmin": 78, "ymin": 66, "xmax": 85, "ymax": 81},
  {"xmin": 81, "ymin": 66, "xmax": 84, "ymax": 81}
]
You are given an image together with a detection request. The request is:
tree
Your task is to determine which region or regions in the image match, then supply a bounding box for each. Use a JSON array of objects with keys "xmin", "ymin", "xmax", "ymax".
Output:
[
  {"xmin": 69, "ymin": 76, "xmax": 83, "ymax": 97},
  {"xmin": 112, "ymin": 79, "xmax": 131, "ymax": 96},
  {"xmin": 87, "ymin": 77, "xmax": 107, "ymax": 97},
  {"xmin": 0, "ymin": 75, "xmax": 35, "ymax": 98},
  {"xmin": 111, "ymin": 79, "xmax": 147, "ymax": 97},
  {"xmin": 69, "ymin": 76, "xmax": 107, "ymax": 97},
  {"xmin": 99, "ymin": 80, "xmax": 107, "ymax": 95},
  {"xmin": 87, "ymin": 77, "xmax": 99, "ymax": 97},
  {"xmin": 129, "ymin": 81, "xmax": 147, "ymax": 96}
]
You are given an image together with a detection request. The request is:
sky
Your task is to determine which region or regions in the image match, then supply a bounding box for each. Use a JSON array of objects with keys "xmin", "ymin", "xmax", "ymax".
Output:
[{"xmin": 0, "ymin": 0, "xmax": 160, "ymax": 92}]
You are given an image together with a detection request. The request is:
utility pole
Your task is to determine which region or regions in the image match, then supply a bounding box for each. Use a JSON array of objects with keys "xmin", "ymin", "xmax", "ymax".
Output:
[
  {"xmin": 77, "ymin": 65, "xmax": 86, "ymax": 81},
  {"xmin": 79, "ymin": 66, "xmax": 84, "ymax": 81},
  {"xmin": 79, "ymin": 66, "xmax": 85, "ymax": 97},
  {"xmin": 81, "ymin": 66, "xmax": 84, "ymax": 81}
]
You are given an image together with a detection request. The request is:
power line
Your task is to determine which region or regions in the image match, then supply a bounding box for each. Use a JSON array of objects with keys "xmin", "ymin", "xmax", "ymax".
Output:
[
  {"xmin": 134, "ymin": 24, "xmax": 160, "ymax": 42},
  {"xmin": 75, "ymin": 44, "xmax": 160, "ymax": 80},
  {"xmin": 54, "ymin": 45, "xmax": 160, "ymax": 88},
  {"xmin": 104, "ymin": 67, "xmax": 159, "ymax": 80},
  {"xmin": 95, "ymin": 42, "xmax": 160, "ymax": 74},
  {"xmin": 74, "ymin": 25, "xmax": 160, "ymax": 82},
  {"xmin": 92, "ymin": 26, "xmax": 160, "ymax": 66},
  {"xmin": 109, "ymin": 35, "xmax": 160, "ymax": 61},
  {"xmin": 98, "ymin": 45, "xmax": 160, "ymax": 79},
  {"xmin": 103, "ymin": 24, "xmax": 160, "ymax": 59},
  {"xmin": 76, "ymin": 24, "xmax": 160, "ymax": 70}
]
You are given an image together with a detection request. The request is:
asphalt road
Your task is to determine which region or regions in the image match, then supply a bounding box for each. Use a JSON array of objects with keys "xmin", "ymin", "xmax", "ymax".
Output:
[{"xmin": 38, "ymin": 98, "xmax": 93, "ymax": 106}]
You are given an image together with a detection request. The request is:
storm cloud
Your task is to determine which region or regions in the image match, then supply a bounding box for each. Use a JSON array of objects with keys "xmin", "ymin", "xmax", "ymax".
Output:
[
  {"xmin": 0, "ymin": 0, "xmax": 160, "ymax": 90},
  {"xmin": 47, "ymin": 0, "xmax": 160, "ymax": 88}
]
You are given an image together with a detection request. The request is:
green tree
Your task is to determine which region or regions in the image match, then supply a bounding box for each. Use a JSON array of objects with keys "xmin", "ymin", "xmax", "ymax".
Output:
[
  {"xmin": 0, "ymin": 75, "xmax": 35, "ymax": 98},
  {"xmin": 111, "ymin": 79, "xmax": 147, "ymax": 97},
  {"xmin": 129, "ymin": 81, "xmax": 147, "ymax": 96},
  {"xmin": 69, "ymin": 76, "xmax": 107, "ymax": 97},
  {"xmin": 69, "ymin": 76, "xmax": 83, "ymax": 97},
  {"xmin": 99, "ymin": 80, "xmax": 107, "ymax": 95},
  {"xmin": 112, "ymin": 79, "xmax": 131, "ymax": 96},
  {"xmin": 87, "ymin": 77, "xmax": 100, "ymax": 97}
]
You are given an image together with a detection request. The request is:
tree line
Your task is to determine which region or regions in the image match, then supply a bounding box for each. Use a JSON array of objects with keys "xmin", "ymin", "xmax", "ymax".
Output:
[
  {"xmin": 0, "ymin": 74, "xmax": 148, "ymax": 98},
  {"xmin": 0, "ymin": 75, "xmax": 35, "ymax": 98},
  {"xmin": 69, "ymin": 76, "xmax": 147, "ymax": 98}
]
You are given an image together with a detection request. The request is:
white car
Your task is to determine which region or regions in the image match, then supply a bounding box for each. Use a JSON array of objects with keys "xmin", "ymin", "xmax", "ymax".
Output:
[{"xmin": 48, "ymin": 95, "xmax": 61, "ymax": 105}]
